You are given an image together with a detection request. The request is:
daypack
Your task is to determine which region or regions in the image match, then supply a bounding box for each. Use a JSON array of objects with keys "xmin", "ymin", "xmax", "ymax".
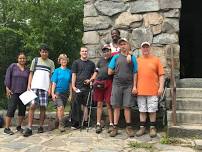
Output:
[{"xmin": 0, "ymin": 115, "xmax": 4, "ymax": 128}]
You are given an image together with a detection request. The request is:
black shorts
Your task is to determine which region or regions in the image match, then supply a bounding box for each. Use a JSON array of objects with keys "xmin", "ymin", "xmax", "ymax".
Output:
[{"xmin": 6, "ymin": 93, "xmax": 26, "ymax": 117}]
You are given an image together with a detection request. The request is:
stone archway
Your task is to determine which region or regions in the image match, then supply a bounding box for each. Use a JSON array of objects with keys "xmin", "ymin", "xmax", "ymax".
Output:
[{"xmin": 180, "ymin": 0, "xmax": 202, "ymax": 78}]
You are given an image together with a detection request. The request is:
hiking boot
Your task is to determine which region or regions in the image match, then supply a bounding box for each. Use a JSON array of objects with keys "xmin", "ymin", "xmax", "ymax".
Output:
[
  {"xmin": 37, "ymin": 127, "xmax": 44, "ymax": 133},
  {"xmin": 16, "ymin": 126, "xmax": 24, "ymax": 133},
  {"xmin": 4, "ymin": 128, "xmax": 14, "ymax": 135},
  {"xmin": 95, "ymin": 124, "xmax": 102, "ymax": 134},
  {"xmin": 59, "ymin": 121, "xmax": 65, "ymax": 132},
  {"xmin": 23, "ymin": 128, "xmax": 32, "ymax": 137},
  {"xmin": 125, "ymin": 126, "xmax": 134, "ymax": 137},
  {"xmin": 71, "ymin": 121, "xmax": 80, "ymax": 130},
  {"xmin": 83, "ymin": 121, "xmax": 88, "ymax": 127},
  {"xmin": 107, "ymin": 125, "xmax": 114, "ymax": 133},
  {"xmin": 149, "ymin": 127, "xmax": 157, "ymax": 138},
  {"xmin": 109, "ymin": 126, "xmax": 118, "ymax": 137},
  {"xmin": 136, "ymin": 127, "xmax": 146, "ymax": 137}
]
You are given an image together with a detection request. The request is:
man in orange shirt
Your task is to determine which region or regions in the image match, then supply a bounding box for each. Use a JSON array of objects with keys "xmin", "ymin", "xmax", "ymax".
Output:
[{"xmin": 135, "ymin": 42, "xmax": 165, "ymax": 138}]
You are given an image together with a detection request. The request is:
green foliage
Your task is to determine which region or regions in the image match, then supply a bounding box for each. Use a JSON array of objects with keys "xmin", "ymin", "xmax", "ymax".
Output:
[
  {"xmin": 0, "ymin": 0, "xmax": 83, "ymax": 107},
  {"xmin": 129, "ymin": 142, "xmax": 156, "ymax": 152}
]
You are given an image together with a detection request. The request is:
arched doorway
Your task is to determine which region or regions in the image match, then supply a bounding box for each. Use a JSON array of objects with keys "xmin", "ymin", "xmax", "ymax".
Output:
[{"xmin": 180, "ymin": 0, "xmax": 202, "ymax": 78}]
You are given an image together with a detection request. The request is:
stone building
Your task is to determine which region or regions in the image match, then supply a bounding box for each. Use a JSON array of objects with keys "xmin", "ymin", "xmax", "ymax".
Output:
[{"xmin": 83, "ymin": 0, "xmax": 202, "ymax": 138}]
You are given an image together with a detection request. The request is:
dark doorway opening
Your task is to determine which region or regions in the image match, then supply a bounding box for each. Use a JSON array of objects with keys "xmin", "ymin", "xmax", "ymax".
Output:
[{"xmin": 180, "ymin": 0, "xmax": 202, "ymax": 78}]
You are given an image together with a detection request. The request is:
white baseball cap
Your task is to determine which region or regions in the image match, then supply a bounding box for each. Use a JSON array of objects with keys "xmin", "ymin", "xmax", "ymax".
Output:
[{"xmin": 141, "ymin": 41, "xmax": 150, "ymax": 47}]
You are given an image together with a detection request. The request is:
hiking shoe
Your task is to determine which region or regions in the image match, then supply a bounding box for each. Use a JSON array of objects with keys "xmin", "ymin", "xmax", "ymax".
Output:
[
  {"xmin": 109, "ymin": 126, "xmax": 118, "ymax": 137},
  {"xmin": 71, "ymin": 121, "xmax": 80, "ymax": 130},
  {"xmin": 16, "ymin": 126, "xmax": 24, "ymax": 133},
  {"xmin": 95, "ymin": 124, "xmax": 102, "ymax": 134},
  {"xmin": 23, "ymin": 128, "xmax": 32, "ymax": 137},
  {"xmin": 125, "ymin": 126, "xmax": 134, "ymax": 137},
  {"xmin": 107, "ymin": 125, "xmax": 114, "ymax": 133},
  {"xmin": 4, "ymin": 128, "xmax": 14, "ymax": 135},
  {"xmin": 136, "ymin": 127, "xmax": 146, "ymax": 137},
  {"xmin": 149, "ymin": 127, "xmax": 157, "ymax": 138},
  {"xmin": 83, "ymin": 121, "xmax": 88, "ymax": 127},
  {"xmin": 37, "ymin": 127, "xmax": 44, "ymax": 133},
  {"xmin": 59, "ymin": 121, "xmax": 65, "ymax": 132}
]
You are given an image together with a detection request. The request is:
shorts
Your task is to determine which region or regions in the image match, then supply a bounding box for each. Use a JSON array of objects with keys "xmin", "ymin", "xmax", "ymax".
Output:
[
  {"xmin": 31, "ymin": 89, "xmax": 49, "ymax": 107},
  {"xmin": 55, "ymin": 93, "xmax": 68, "ymax": 107},
  {"xmin": 137, "ymin": 96, "xmax": 158, "ymax": 112},
  {"xmin": 111, "ymin": 84, "xmax": 135, "ymax": 107},
  {"xmin": 93, "ymin": 79, "xmax": 112, "ymax": 103},
  {"xmin": 6, "ymin": 93, "xmax": 26, "ymax": 117}
]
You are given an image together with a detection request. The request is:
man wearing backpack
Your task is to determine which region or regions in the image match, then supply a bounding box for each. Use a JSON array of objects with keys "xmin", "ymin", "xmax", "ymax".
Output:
[
  {"xmin": 108, "ymin": 38, "xmax": 138, "ymax": 137},
  {"xmin": 23, "ymin": 43, "xmax": 55, "ymax": 137}
]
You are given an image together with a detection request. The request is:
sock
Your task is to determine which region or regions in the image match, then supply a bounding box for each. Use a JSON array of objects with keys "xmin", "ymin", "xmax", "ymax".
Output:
[
  {"xmin": 140, "ymin": 121, "xmax": 146, "ymax": 128},
  {"xmin": 109, "ymin": 123, "xmax": 113, "ymax": 126},
  {"xmin": 97, "ymin": 122, "xmax": 100, "ymax": 125}
]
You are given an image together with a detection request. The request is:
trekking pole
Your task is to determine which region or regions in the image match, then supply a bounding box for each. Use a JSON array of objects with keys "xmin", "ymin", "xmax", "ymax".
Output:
[
  {"xmin": 80, "ymin": 89, "xmax": 91, "ymax": 131},
  {"xmin": 87, "ymin": 83, "xmax": 93, "ymax": 132}
]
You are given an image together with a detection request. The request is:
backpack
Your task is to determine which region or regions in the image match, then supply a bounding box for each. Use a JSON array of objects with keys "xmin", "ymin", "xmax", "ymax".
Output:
[
  {"xmin": 0, "ymin": 116, "xmax": 4, "ymax": 128},
  {"xmin": 33, "ymin": 57, "xmax": 38, "ymax": 72}
]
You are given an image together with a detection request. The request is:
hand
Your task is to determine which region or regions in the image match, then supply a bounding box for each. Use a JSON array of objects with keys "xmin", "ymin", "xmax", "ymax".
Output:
[
  {"xmin": 126, "ymin": 54, "xmax": 132, "ymax": 63},
  {"xmin": 27, "ymin": 86, "xmax": 31, "ymax": 91},
  {"xmin": 6, "ymin": 88, "xmax": 13, "ymax": 98},
  {"xmin": 158, "ymin": 87, "xmax": 163, "ymax": 96},
  {"xmin": 132, "ymin": 86, "xmax": 137, "ymax": 95},
  {"xmin": 68, "ymin": 95, "xmax": 72, "ymax": 102},
  {"xmin": 72, "ymin": 86, "xmax": 78, "ymax": 92},
  {"xmin": 52, "ymin": 93, "xmax": 57, "ymax": 102},
  {"xmin": 84, "ymin": 79, "xmax": 91, "ymax": 85}
]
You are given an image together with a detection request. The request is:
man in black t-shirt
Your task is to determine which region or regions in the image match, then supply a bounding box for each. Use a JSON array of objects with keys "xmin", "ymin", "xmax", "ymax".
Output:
[{"xmin": 71, "ymin": 47, "xmax": 96, "ymax": 128}]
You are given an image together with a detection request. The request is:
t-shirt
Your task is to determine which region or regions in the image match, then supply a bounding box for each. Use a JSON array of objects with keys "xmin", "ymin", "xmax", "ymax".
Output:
[
  {"xmin": 4, "ymin": 63, "xmax": 29, "ymax": 93},
  {"xmin": 110, "ymin": 43, "xmax": 120, "ymax": 56},
  {"xmin": 30, "ymin": 57, "xmax": 55, "ymax": 91},
  {"xmin": 96, "ymin": 57, "xmax": 113, "ymax": 80},
  {"xmin": 137, "ymin": 55, "xmax": 165, "ymax": 96},
  {"xmin": 108, "ymin": 54, "xmax": 137, "ymax": 86},
  {"xmin": 51, "ymin": 67, "xmax": 71, "ymax": 93},
  {"xmin": 71, "ymin": 59, "xmax": 95, "ymax": 88}
]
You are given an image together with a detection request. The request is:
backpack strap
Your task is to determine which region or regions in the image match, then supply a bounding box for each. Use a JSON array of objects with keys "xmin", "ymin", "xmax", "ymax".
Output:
[{"xmin": 33, "ymin": 57, "xmax": 38, "ymax": 72}]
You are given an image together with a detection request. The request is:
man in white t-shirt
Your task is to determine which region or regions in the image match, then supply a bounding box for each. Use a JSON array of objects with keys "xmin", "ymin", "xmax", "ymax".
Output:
[
  {"xmin": 110, "ymin": 29, "xmax": 121, "ymax": 56},
  {"xmin": 24, "ymin": 43, "xmax": 55, "ymax": 137}
]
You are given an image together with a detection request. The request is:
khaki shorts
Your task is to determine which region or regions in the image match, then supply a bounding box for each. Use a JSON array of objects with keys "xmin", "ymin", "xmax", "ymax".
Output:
[{"xmin": 137, "ymin": 96, "xmax": 158, "ymax": 112}]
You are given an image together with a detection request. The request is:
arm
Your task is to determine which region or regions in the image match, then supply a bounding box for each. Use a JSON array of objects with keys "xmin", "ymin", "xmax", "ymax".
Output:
[
  {"xmin": 27, "ymin": 72, "xmax": 33, "ymax": 90},
  {"xmin": 51, "ymin": 82, "xmax": 57, "ymax": 101},
  {"xmin": 158, "ymin": 75, "xmax": 165, "ymax": 96},
  {"xmin": 4, "ymin": 64, "xmax": 13, "ymax": 98},
  {"xmin": 108, "ymin": 68, "xmax": 114, "ymax": 75},
  {"xmin": 72, "ymin": 73, "xmax": 77, "ymax": 92},
  {"xmin": 68, "ymin": 82, "xmax": 73, "ymax": 102},
  {"xmin": 132, "ymin": 73, "xmax": 137, "ymax": 95},
  {"xmin": 108, "ymin": 55, "xmax": 118, "ymax": 75}
]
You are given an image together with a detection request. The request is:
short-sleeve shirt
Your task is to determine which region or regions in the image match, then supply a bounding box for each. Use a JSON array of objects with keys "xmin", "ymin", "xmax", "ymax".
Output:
[
  {"xmin": 51, "ymin": 67, "xmax": 71, "ymax": 93},
  {"xmin": 71, "ymin": 59, "xmax": 95, "ymax": 88},
  {"xmin": 30, "ymin": 57, "xmax": 55, "ymax": 91},
  {"xmin": 108, "ymin": 54, "xmax": 137, "ymax": 86},
  {"xmin": 96, "ymin": 57, "xmax": 113, "ymax": 80},
  {"xmin": 137, "ymin": 55, "xmax": 165, "ymax": 96},
  {"xmin": 4, "ymin": 63, "xmax": 29, "ymax": 93}
]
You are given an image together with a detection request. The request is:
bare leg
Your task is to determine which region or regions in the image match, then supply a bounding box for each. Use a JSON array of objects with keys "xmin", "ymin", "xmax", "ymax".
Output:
[
  {"xmin": 124, "ymin": 107, "xmax": 131, "ymax": 123},
  {"xmin": 96, "ymin": 101, "xmax": 103, "ymax": 124},
  {"xmin": 113, "ymin": 106, "xmax": 120, "ymax": 125},
  {"xmin": 28, "ymin": 104, "xmax": 36, "ymax": 128},
  {"xmin": 39, "ymin": 106, "xmax": 46, "ymax": 127},
  {"xmin": 106, "ymin": 103, "xmax": 113, "ymax": 124},
  {"xmin": 17, "ymin": 116, "xmax": 24, "ymax": 126},
  {"xmin": 5, "ymin": 117, "xmax": 12, "ymax": 128}
]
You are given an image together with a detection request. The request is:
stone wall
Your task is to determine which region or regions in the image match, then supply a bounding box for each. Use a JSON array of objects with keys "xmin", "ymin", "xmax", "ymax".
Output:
[{"xmin": 83, "ymin": 0, "xmax": 181, "ymax": 76}]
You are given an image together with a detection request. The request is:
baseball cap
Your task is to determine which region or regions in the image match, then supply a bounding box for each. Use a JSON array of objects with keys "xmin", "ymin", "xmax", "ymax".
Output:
[
  {"xmin": 102, "ymin": 44, "xmax": 111, "ymax": 52},
  {"xmin": 141, "ymin": 42, "xmax": 150, "ymax": 47},
  {"xmin": 118, "ymin": 38, "xmax": 128, "ymax": 44}
]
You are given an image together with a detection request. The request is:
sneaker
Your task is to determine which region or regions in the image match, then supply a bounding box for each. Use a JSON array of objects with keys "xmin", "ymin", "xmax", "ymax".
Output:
[
  {"xmin": 107, "ymin": 125, "xmax": 114, "ymax": 133},
  {"xmin": 109, "ymin": 126, "xmax": 118, "ymax": 137},
  {"xmin": 149, "ymin": 127, "xmax": 157, "ymax": 138},
  {"xmin": 95, "ymin": 124, "xmax": 102, "ymax": 134},
  {"xmin": 136, "ymin": 127, "xmax": 146, "ymax": 137},
  {"xmin": 37, "ymin": 127, "xmax": 44, "ymax": 133},
  {"xmin": 83, "ymin": 121, "xmax": 88, "ymax": 127},
  {"xmin": 16, "ymin": 126, "xmax": 24, "ymax": 133},
  {"xmin": 23, "ymin": 128, "xmax": 32, "ymax": 137},
  {"xmin": 4, "ymin": 128, "xmax": 14, "ymax": 135},
  {"xmin": 71, "ymin": 121, "xmax": 80, "ymax": 130},
  {"xmin": 125, "ymin": 126, "xmax": 134, "ymax": 137}
]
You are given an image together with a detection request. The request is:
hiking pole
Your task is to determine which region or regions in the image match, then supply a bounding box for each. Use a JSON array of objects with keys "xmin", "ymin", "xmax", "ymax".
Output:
[
  {"xmin": 87, "ymin": 83, "xmax": 93, "ymax": 132},
  {"xmin": 80, "ymin": 88, "xmax": 91, "ymax": 131}
]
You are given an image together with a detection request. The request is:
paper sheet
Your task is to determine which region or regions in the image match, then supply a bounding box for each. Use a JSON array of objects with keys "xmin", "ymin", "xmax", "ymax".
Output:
[{"xmin": 19, "ymin": 90, "xmax": 37, "ymax": 105}]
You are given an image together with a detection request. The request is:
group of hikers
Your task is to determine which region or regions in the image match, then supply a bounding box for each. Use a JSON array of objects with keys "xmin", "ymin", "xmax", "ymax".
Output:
[{"xmin": 3, "ymin": 29, "xmax": 165, "ymax": 138}]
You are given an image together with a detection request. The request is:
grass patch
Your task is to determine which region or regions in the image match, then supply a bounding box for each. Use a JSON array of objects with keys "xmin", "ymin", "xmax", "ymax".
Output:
[
  {"xmin": 129, "ymin": 142, "xmax": 156, "ymax": 152},
  {"xmin": 160, "ymin": 135, "xmax": 192, "ymax": 146}
]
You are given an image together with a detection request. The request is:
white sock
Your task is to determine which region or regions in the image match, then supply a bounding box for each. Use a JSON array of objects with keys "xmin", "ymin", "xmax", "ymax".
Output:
[
  {"xmin": 97, "ymin": 122, "xmax": 100, "ymax": 125},
  {"xmin": 110, "ymin": 123, "xmax": 113, "ymax": 126}
]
